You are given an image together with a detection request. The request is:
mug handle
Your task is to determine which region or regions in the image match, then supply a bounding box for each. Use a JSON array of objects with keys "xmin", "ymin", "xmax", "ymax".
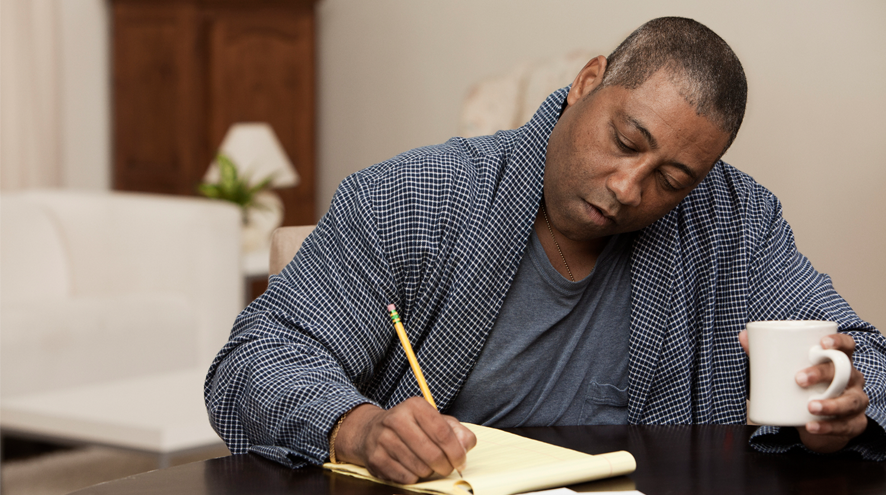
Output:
[{"xmin": 807, "ymin": 345, "xmax": 852, "ymax": 401}]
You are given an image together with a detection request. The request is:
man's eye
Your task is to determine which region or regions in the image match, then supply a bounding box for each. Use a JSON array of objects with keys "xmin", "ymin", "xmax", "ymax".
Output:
[
  {"xmin": 658, "ymin": 171, "xmax": 680, "ymax": 191},
  {"xmin": 615, "ymin": 136, "xmax": 636, "ymax": 152}
]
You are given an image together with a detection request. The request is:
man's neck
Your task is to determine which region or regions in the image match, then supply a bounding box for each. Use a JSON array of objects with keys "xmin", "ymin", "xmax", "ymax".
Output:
[{"xmin": 533, "ymin": 207, "xmax": 609, "ymax": 281}]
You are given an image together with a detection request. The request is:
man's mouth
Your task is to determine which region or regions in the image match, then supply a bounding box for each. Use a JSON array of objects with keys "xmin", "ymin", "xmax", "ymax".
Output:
[{"xmin": 583, "ymin": 200, "xmax": 615, "ymax": 226}]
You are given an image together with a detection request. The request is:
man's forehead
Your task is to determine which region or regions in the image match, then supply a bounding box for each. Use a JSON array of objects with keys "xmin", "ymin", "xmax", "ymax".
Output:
[
  {"xmin": 603, "ymin": 76, "xmax": 730, "ymax": 174},
  {"xmin": 603, "ymin": 67, "xmax": 718, "ymax": 124}
]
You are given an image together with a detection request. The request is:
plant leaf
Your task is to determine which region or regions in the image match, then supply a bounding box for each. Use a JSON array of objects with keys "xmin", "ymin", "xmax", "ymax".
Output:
[{"xmin": 196, "ymin": 152, "xmax": 277, "ymax": 212}]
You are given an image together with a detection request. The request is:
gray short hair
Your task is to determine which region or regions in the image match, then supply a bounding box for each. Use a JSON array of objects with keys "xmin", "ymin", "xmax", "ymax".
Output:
[{"xmin": 601, "ymin": 17, "xmax": 748, "ymax": 152}]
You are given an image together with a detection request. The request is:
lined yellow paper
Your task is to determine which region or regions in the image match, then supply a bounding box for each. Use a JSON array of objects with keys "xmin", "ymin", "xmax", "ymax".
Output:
[{"xmin": 323, "ymin": 423, "xmax": 636, "ymax": 495}]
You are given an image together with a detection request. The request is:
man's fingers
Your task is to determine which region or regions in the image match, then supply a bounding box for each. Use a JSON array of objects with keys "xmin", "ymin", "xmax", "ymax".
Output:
[
  {"xmin": 821, "ymin": 333, "xmax": 856, "ymax": 358},
  {"xmin": 738, "ymin": 329, "xmax": 749, "ymax": 355},
  {"xmin": 338, "ymin": 399, "xmax": 470, "ymax": 483},
  {"xmin": 373, "ymin": 397, "xmax": 468, "ymax": 478},
  {"xmin": 444, "ymin": 416, "xmax": 478, "ymax": 453},
  {"xmin": 797, "ymin": 335, "xmax": 862, "ymax": 389},
  {"xmin": 409, "ymin": 404, "xmax": 470, "ymax": 476},
  {"xmin": 384, "ymin": 436, "xmax": 436, "ymax": 482},
  {"xmin": 394, "ymin": 426, "xmax": 455, "ymax": 477},
  {"xmin": 798, "ymin": 407, "xmax": 866, "ymax": 453},
  {"xmin": 439, "ymin": 416, "xmax": 477, "ymax": 473},
  {"xmin": 783, "ymin": 332, "xmax": 869, "ymax": 455},
  {"xmin": 365, "ymin": 443, "xmax": 427, "ymax": 485},
  {"xmin": 805, "ymin": 412, "xmax": 868, "ymax": 438},
  {"xmin": 363, "ymin": 411, "xmax": 434, "ymax": 484},
  {"xmin": 808, "ymin": 383, "xmax": 869, "ymax": 417},
  {"xmin": 796, "ymin": 361, "xmax": 836, "ymax": 387},
  {"xmin": 799, "ymin": 365, "xmax": 865, "ymax": 392}
]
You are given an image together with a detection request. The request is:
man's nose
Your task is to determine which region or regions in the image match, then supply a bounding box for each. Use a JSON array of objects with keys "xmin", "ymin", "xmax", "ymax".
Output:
[{"xmin": 606, "ymin": 163, "xmax": 644, "ymax": 207}]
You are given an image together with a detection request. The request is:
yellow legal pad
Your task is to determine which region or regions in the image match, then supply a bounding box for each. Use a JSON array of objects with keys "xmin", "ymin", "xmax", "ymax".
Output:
[{"xmin": 323, "ymin": 423, "xmax": 636, "ymax": 495}]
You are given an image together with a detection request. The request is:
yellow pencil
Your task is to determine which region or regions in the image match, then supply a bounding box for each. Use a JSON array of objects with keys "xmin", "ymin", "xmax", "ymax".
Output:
[
  {"xmin": 387, "ymin": 304, "xmax": 464, "ymax": 478},
  {"xmin": 387, "ymin": 304, "xmax": 437, "ymax": 410}
]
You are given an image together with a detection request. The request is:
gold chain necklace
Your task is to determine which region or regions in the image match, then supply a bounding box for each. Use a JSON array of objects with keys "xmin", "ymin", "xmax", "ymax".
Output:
[{"xmin": 541, "ymin": 201, "xmax": 575, "ymax": 282}]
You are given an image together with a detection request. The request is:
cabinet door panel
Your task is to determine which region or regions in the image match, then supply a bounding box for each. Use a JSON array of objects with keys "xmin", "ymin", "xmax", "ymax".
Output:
[
  {"xmin": 113, "ymin": 3, "xmax": 204, "ymax": 194},
  {"xmin": 208, "ymin": 5, "xmax": 316, "ymax": 224}
]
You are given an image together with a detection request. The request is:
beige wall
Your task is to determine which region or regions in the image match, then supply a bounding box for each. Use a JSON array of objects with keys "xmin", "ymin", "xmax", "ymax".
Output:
[{"xmin": 317, "ymin": 0, "xmax": 886, "ymax": 331}]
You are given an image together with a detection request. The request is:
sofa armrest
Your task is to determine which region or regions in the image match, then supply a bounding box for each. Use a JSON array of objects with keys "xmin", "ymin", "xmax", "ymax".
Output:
[{"xmin": 21, "ymin": 190, "xmax": 243, "ymax": 367}]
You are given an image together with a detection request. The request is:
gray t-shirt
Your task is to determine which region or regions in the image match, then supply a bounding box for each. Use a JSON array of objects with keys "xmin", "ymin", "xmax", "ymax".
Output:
[{"xmin": 446, "ymin": 229, "xmax": 633, "ymax": 427}]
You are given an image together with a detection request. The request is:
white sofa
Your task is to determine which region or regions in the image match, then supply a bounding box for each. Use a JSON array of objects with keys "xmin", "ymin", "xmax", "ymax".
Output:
[
  {"xmin": 459, "ymin": 49, "xmax": 594, "ymax": 138},
  {"xmin": 0, "ymin": 190, "xmax": 242, "ymax": 461}
]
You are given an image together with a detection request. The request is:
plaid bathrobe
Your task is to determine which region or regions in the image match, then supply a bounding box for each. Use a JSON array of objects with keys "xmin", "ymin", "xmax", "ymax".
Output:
[{"xmin": 205, "ymin": 88, "xmax": 886, "ymax": 467}]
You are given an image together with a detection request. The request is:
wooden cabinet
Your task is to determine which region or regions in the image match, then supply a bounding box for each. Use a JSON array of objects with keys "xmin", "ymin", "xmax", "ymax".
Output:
[{"xmin": 112, "ymin": 0, "xmax": 316, "ymax": 225}]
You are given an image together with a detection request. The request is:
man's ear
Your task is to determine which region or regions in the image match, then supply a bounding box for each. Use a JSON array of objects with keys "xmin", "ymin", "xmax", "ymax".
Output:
[{"xmin": 565, "ymin": 56, "xmax": 608, "ymax": 106}]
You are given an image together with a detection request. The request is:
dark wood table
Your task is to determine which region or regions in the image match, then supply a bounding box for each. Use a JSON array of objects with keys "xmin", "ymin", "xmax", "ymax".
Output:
[{"xmin": 70, "ymin": 425, "xmax": 885, "ymax": 494}]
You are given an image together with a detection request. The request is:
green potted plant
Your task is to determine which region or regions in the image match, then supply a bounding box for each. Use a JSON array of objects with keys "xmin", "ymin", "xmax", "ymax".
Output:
[{"xmin": 197, "ymin": 153, "xmax": 275, "ymax": 224}]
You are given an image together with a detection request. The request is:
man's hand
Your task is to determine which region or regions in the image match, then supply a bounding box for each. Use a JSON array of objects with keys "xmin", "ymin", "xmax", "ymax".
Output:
[
  {"xmin": 739, "ymin": 330, "xmax": 869, "ymax": 452},
  {"xmin": 332, "ymin": 397, "xmax": 477, "ymax": 484}
]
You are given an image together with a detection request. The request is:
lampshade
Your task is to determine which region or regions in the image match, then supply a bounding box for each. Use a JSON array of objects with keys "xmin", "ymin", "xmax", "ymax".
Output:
[{"xmin": 204, "ymin": 123, "xmax": 299, "ymax": 188}]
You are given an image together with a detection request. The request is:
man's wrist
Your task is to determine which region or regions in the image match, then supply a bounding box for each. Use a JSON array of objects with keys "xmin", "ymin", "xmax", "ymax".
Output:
[
  {"xmin": 328, "ymin": 409, "xmax": 351, "ymax": 464},
  {"xmin": 332, "ymin": 403, "xmax": 381, "ymax": 465}
]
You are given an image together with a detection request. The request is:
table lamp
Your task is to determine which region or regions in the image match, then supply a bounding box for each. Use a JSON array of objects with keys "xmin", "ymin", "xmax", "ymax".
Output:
[
  {"xmin": 203, "ymin": 123, "xmax": 298, "ymax": 256},
  {"xmin": 203, "ymin": 122, "xmax": 299, "ymax": 188}
]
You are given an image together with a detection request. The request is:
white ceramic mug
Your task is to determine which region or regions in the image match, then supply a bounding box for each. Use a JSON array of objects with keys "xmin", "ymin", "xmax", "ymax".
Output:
[{"xmin": 746, "ymin": 320, "xmax": 852, "ymax": 426}]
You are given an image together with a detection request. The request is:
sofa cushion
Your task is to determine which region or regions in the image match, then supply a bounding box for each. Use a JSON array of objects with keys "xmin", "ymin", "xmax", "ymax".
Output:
[
  {"xmin": 0, "ymin": 196, "xmax": 71, "ymax": 303},
  {"xmin": 1, "ymin": 293, "xmax": 197, "ymax": 398}
]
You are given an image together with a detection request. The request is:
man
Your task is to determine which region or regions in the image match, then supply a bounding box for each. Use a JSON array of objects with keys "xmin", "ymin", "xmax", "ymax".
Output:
[{"xmin": 205, "ymin": 17, "xmax": 885, "ymax": 483}]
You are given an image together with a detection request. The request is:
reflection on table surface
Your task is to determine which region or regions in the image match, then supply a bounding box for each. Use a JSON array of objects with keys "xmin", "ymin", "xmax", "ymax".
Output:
[{"xmin": 71, "ymin": 425, "xmax": 886, "ymax": 495}]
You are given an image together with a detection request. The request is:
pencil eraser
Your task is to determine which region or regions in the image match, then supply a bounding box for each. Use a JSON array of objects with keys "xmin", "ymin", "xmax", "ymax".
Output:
[{"xmin": 387, "ymin": 304, "xmax": 396, "ymax": 312}]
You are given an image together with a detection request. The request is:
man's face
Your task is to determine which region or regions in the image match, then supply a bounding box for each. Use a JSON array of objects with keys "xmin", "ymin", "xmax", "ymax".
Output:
[{"xmin": 544, "ymin": 59, "xmax": 731, "ymax": 242}]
